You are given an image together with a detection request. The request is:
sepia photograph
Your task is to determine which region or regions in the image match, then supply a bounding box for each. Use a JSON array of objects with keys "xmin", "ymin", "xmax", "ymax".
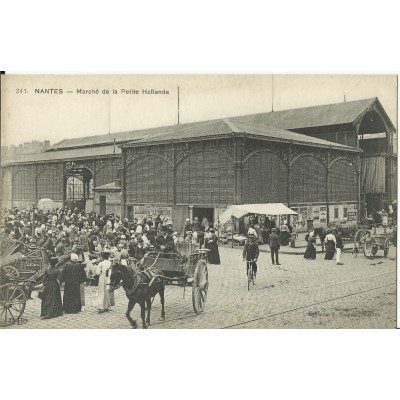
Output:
[
  {"xmin": 3, "ymin": 2, "xmax": 400, "ymax": 399},
  {"xmin": 0, "ymin": 74, "xmax": 397, "ymax": 330}
]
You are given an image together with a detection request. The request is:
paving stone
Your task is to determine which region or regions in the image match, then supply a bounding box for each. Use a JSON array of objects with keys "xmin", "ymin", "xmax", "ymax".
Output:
[{"xmin": 3, "ymin": 245, "xmax": 396, "ymax": 329}]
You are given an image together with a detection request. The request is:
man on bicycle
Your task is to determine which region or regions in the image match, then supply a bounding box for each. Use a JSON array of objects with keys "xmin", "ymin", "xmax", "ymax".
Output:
[{"xmin": 243, "ymin": 233, "xmax": 259, "ymax": 276}]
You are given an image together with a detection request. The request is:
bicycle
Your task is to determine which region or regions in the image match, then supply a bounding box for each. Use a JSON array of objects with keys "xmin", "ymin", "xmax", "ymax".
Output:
[{"xmin": 245, "ymin": 259, "xmax": 256, "ymax": 290}]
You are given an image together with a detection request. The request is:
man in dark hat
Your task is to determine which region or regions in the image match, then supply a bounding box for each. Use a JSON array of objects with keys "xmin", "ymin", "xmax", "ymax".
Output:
[
  {"xmin": 243, "ymin": 233, "xmax": 259, "ymax": 276},
  {"xmin": 146, "ymin": 226, "xmax": 156, "ymax": 246},
  {"xmin": 155, "ymin": 224, "xmax": 167, "ymax": 249},
  {"xmin": 165, "ymin": 226, "xmax": 176, "ymax": 253},
  {"xmin": 154, "ymin": 215, "xmax": 162, "ymax": 229},
  {"xmin": 128, "ymin": 232, "xmax": 138, "ymax": 258},
  {"xmin": 43, "ymin": 230, "xmax": 55, "ymax": 254},
  {"xmin": 269, "ymin": 228, "xmax": 281, "ymax": 265},
  {"xmin": 192, "ymin": 217, "xmax": 201, "ymax": 232},
  {"xmin": 183, "ymin": 218, "xmax": 192, "ymax": 239},
  {"xmin": 155, "ymin": 225, "xmax": 175, "ymax": 254}
]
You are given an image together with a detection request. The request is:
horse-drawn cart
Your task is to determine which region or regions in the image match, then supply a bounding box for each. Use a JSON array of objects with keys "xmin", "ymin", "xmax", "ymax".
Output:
[
  {"xmin": 338, "ymin": 225, "xmax": 359, "ymax": 245},
  {"xmin": 0, "ymin": 253, "xmax": 41, "ymax": 326},
  {"xmin": 0, "ymin": 241, "xmax": 49, "ymax": 326},
  {"xmin": 353, "ymin": 228, "xmax": 390, "ymax": 258},
  {"xmin": 140, "ymin": 242, "xmax": 209, "ymax": 314}
]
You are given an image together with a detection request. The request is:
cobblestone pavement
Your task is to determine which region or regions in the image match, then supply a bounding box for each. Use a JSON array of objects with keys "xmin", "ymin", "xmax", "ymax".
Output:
[{"xmin": 3, "ymin": 245, "xmax": 397, "ymax": 329}]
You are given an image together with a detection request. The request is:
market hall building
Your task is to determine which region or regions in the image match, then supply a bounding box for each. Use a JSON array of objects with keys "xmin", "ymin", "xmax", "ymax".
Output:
[{"xmin": 1, "ymin": 97, "xmax": 396, "ymax": 232}]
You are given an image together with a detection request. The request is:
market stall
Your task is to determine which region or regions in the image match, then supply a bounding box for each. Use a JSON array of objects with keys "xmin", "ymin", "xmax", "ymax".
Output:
[{"xmin": 219, "ymin": 203, "xmax": 298, "ymax": 247}]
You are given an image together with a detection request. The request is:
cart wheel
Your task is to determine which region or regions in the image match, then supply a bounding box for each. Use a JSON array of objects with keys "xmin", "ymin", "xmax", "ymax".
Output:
[
  {"xmin": 0, "ymin": 284, "xmax": 26, "ymax": 326},
  {"xmin": 3, "ymin": 265, "xmax": 19, "ymax": 279},
  {"xmin": 192, "ymin": 259, "xmax": 209, "ymax": 314},
  {"xmin": 384, "ymin": 239, "xmax": 389, "ymax": 257}
]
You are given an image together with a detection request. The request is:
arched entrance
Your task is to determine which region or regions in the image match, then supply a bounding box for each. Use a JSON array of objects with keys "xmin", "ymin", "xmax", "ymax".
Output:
[{"xmin": 64, "ymin": 162, "xmax": 93, "ymax": 211}]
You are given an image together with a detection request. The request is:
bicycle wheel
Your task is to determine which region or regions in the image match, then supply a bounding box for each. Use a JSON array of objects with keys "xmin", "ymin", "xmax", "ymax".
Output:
[{"xmin": 247, "ymin": 263, "xmax": 252, "ymax": 291}]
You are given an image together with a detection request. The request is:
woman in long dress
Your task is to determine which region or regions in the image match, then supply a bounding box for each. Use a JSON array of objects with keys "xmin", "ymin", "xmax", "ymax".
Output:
[
  {"xmin": 304, "ymin": 231, "xmax": 317, "ymax": 260},
  {"xmin": 205, "ymin": 229, "xmax": 221, "ymax": 264},
  {"xmin": 324, "ymin": 229, "xmax": 336, "ymax": 260},
  {"xmin": 61, "ymin": 253, "xmax": 87, "ymax": 314},
  {"xmin": 93, "ymin": 249, "xmax": 112, "ymax": 313},
  {"xmin": 280, "ymin": 221, "xmax": 290, "ymax": 246},
  {"xmin": 40, "ymin": 257, "xmax": 63, "ymax": 319}
]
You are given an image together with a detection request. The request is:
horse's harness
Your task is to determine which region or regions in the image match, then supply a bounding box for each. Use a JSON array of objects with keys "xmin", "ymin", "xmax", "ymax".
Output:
[
  {"xmin": 110, "ymin": 265, "xmax": 165, "ymax": 297},
  {"xmin": 110, "ymin": 250, "xmax": 180, "ymax": 299}
]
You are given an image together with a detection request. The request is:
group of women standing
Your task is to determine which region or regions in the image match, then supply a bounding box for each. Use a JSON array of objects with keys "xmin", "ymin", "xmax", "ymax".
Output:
[
  {"xmin": 40, "ymin": 254, "xmax": 86, "ymax": 319},
  {"xmin": 184, "ymin": 224, "xmax": 221, "ymax": 264},
  {"xmin": 303, "ymin": 228, "xmax": 343, "ymax": 264},
  {"xmin": 40, "ymin": 249, "xmax": 114, "ymax": 319}
]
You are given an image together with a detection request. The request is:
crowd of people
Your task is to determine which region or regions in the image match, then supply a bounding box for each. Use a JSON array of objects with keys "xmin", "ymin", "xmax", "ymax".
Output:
[
  {"xmin": 183, "ymin": 217, "xmax": 220, "ymax": 264},
  {"xmin": 2, "ymin": 205, "xmax": 395, "ymax": 322},
  {"xmin": 367, "ymin": 205, "xmax": 396, "ymax": 226},
  {"xmin": 303, "ymin": 228, "xmax": 344, "ymax": 265},
  {"xmin": 243, "ymin": 216, "xmax": 294, "ymax": 246},
  {"xmin": 0, "ymin": 207, "xmax": 221, "ymax": 320},
  {"xmin": 245, "ymin": 221, "xmax": 348, "ymax": 271}
]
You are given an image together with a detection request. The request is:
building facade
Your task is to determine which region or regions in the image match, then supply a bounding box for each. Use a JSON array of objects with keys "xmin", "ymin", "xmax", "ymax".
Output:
[
  {"xmin": 121, "ymin": 122, "xmax": 360, "ymax": 232},
  {"xmin": 237, "ymin": 97, "xmax": 397, "ymax": 214},
  {"xmin": 1, "ymin": 97, "xmax": 396, "ymax": 232},
  {"xmin": 1, "ymin": 147, "xmax": 121, "ymax": 211}
]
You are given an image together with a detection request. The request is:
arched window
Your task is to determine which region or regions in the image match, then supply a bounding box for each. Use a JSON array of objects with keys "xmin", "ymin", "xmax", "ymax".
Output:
[
  {"xmin": 291, "ymin": 156, "xmax": 326, "ymax": 203},
  {"xmin": 126, "ymin": 155, "xmax": 174, "ymax": 204},
  {"xmin": 37, "ymin": 168, "xmax": 63, "ymax": 201},
  {"xmin": 329, "ymin": 159, "xmax": 357, "ymax": 202},
  {"xmin": 243, "ymin": 151, "xmax": 287, "ymax": 204},
  {"xmin": 12, "ymin": 169, "xmax": 35, "ymax": 201},
  {"xmin": 175, "ymin": 151, "xmax": 234, "ymax": 205}
]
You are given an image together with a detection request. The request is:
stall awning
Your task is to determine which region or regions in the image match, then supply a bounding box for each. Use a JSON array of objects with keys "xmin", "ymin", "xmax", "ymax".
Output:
[{"xmin": 219, "ymin": 203, "xmax": 298, "ymax": 225}]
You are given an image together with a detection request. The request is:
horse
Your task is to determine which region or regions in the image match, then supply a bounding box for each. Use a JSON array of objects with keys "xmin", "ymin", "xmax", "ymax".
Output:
[
  {"xmin": 109, "ymin": 262, "xmax": 165, "ymax": 329},
  {"xmin": 313, "ymin": 227, "xmax": 326, "ymax": 252}
]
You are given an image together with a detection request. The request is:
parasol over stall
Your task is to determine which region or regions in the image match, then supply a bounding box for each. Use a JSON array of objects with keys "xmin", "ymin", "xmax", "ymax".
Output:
[{"xmin": 219, "ymin": 203, "xmax": 298, "ymax": 247}]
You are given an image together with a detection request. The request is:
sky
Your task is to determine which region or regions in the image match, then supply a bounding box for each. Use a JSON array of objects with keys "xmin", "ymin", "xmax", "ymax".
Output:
[{"xmin": 1, "ymin": 74, "xmax": 397, "ymax": 147}]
